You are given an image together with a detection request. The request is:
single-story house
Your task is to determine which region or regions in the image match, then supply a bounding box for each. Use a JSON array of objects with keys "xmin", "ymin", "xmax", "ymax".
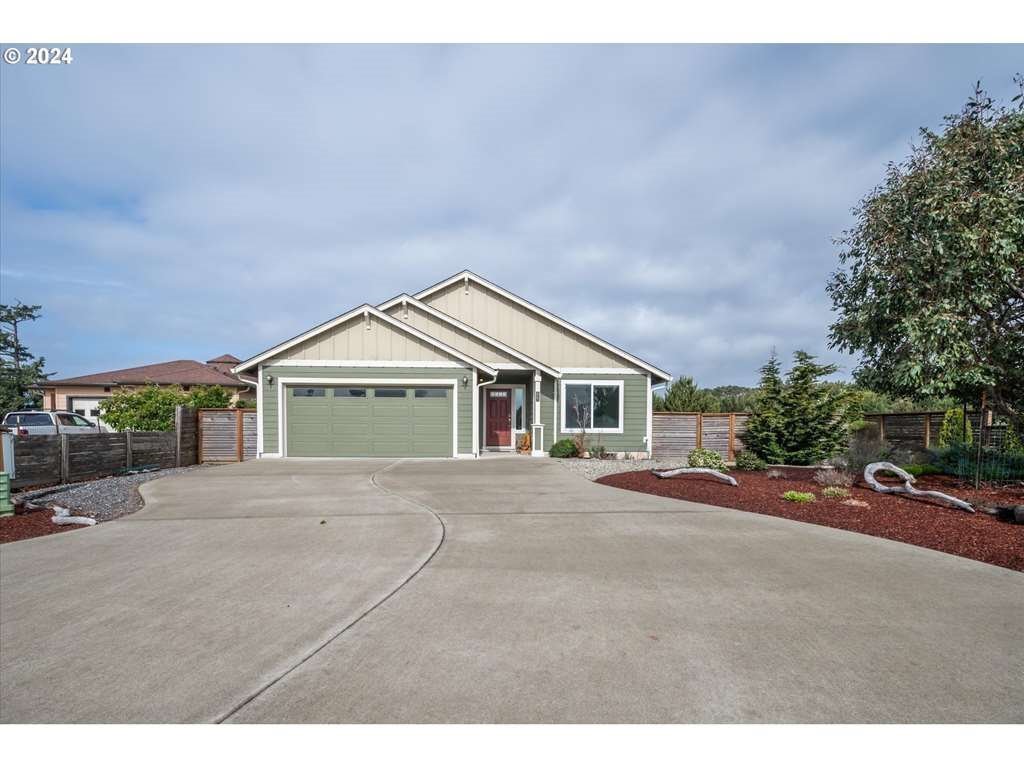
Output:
[
  {"xmin": 232, "ymin": 271, "xmax": 670, "ymax": 459},
  {"xmin": 38, "ymin": 355, "xmax": 256, "ymax": 428}
]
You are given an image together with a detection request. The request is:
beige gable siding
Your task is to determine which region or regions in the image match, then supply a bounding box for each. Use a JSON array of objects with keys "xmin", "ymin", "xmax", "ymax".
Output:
[
  {"xmin": 422, "ymin": 282, "xmax": 630, "ymax": 368},
  {"xmin": 282, "ymin": 314, "xmax": 454, "ymax": 362},
  {"xmin": 384, "ymin": 304, "xmax": 521, "ymax": 365}
]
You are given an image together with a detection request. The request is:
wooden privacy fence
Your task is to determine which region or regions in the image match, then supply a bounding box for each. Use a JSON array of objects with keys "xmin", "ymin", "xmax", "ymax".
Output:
[
  {"xmin": 863, "ymin": 411, "xmax": 1008, "ymax": 453},
  {"xmin": 7, "ymin": 406, "xmax": 197, "ymax": 489},
  {"xmin": 652, "ymin": 412, "xmax": 749, "ymax": 461},
  {"xmin": 198, "ymin": 409, "xmax": 257, "ymax": 463}
]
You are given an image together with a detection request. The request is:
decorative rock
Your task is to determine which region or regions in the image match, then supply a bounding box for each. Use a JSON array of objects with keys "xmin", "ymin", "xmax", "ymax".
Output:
[{"xmin": 863, "ymin": 462, "xmax": 974, "ymax": 513}]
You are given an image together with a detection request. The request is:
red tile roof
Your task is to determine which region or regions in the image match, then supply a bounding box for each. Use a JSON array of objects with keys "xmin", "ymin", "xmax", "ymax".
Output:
[{"xmin": 44, "ymin": 358, "xmax": 252, "ymax": 388}]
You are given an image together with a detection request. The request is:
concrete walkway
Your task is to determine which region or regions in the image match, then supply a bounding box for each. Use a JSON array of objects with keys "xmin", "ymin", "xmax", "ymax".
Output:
[{"xmin": 1, "ymin": 458, "xmax": 1021, "ymax": 722}]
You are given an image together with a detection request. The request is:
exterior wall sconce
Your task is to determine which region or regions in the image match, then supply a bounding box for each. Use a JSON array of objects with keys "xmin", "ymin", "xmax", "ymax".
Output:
[
  {"xmin": 461, "ymin": 375, "xmax": 469, "ymax": 387},
  {"xmin": 266, "ymin": 374, "xmax": 273, "ymax": 385}
]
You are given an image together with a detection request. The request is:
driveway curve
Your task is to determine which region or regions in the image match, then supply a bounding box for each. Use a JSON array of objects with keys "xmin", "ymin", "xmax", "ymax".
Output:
[{"xmin": 2, "ymin": 457, "xmax": 1022, "ymax": 723}]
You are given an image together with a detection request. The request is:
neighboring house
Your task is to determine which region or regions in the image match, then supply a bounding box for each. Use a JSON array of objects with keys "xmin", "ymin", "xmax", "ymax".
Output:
[
  {"xmin": 37, "ymin": 355, "xmax": 256, "ymax": 429},
  {"xmin": 233, "ymin": 271, "xmax": 670, "ymax": 459}
]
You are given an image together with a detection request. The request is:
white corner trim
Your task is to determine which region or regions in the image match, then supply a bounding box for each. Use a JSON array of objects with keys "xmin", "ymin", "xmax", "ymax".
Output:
[
  {"xmin": 276, "ymin": 376, "xmax": 460, "ymax": 458},
  {"xmin": 471, "ymin": 369, "xmax": 478, "ymax": 457},
  {"xmin": 376, "ymin": 294, "xmax": 561, "ymax": 378},
  {"xmin": 268, "ymin": 359, "xmax": 464, "ymax": 368},
  {"xmin": 412, "ymin": 271, "xmax": 672, "ymax": 381},
  {"xmin": 256, "ymin": 363, "xmax": 264, "ymax": 457},
  {"xmin": 559, "ymin": 379, "xmax": 625, "ymax": 434},
  {"xmin": 234, "ymin": 304, "xmax": 497, "ymax": 377},
  {"xmin": 645, "ymin": 373, "xmax": 652, "ymax": 449}
]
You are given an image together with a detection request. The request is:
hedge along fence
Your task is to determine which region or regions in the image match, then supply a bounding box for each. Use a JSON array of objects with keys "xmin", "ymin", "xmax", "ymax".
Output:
[
  {"xmin": 652, "ymin": 412, "xmax": 749, "ymax": 461},
  {"xmin": 7, "ymin": 405, "xmax": 198, "ymax": 489},
  {"xmin": 863, "ymin": 411, "xmax": 1009, "ymax": 453}
]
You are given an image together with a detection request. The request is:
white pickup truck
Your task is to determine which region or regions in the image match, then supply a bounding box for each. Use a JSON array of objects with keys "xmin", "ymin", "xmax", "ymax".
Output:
[{"xmin": 1, "ymin": 410, "xmax": 107, "ymax": 435}]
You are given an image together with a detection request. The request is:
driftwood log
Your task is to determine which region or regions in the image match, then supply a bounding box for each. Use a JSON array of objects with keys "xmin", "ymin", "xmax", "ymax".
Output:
[
  {"xmin": 50, "ymin": 506, "xmax": 96, "ymax": 527},
  {"xmin": 863, "ymin": 462, "xmax": 973, "ymax": 513},
  {"xmin": 653, "ymin": 467, "xmax": 738, "ymax": 486}
]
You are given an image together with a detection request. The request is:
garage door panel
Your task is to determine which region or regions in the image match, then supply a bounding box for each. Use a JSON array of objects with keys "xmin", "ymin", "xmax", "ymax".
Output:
[{"xmin": 286, "ymin": 384, "xmax": 452, "ymax": 457}]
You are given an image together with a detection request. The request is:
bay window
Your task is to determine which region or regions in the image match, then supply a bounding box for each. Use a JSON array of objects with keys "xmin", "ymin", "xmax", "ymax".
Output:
[{"xmin": 560, "ymin": 380, "xmax": 623, "ymax": 433}]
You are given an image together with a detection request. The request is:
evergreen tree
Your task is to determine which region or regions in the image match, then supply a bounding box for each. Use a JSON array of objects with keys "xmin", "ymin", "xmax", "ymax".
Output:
[
  {"xmin": 0, "ymin": 302, "xmax": 48, "ymax": 413},
  {"xmin": 937, "ymin": 406, "xmax": 973, "ymax": 447},
  {"xmin": 661, "ymin": 375, "xmax": 721, "ymax": 412},
  {"xmin": 742, "ymin": 351, "xmax": 786, "ymax": 464}
]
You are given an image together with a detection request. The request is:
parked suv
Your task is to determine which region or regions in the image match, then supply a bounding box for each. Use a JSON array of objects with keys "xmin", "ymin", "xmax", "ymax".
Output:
[{"xmin": 1, "ymin": 410, "xmax": 107, "ymax": 435}]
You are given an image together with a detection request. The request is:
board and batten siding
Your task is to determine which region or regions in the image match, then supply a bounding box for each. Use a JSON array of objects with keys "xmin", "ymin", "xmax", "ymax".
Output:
[
  {"xmin": 554, "ymin": 373, "xmax": 649, "ymax": 453},
  {"xmin": 286, "ymin": 312, "xmax": 453, "ymax": 362},
  {"xmin": 385, "ymin": 304, "xmax": 521, "ymax": 365},
  {"xmin": 261, "ymin": 365, "xmax": 473, "ymax": 456},
  {"xmin": 421, "ymin": 281, "xmax": 633, "ymax": 368}
]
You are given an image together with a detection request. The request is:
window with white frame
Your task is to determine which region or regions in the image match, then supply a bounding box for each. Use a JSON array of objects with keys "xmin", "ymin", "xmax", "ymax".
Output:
[{"xmin": 560, "ymin": 380, "xmax": 623, "ymax": 433}]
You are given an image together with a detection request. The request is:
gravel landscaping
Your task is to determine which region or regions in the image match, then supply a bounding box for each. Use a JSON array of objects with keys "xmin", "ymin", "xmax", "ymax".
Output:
[
  {"xmin": 11, "ymin": 465, "xmax": 203, "ymax": 524},
  {"xmin": 555, "ymin": 457, "xmax": 681, "ymax": 481}
]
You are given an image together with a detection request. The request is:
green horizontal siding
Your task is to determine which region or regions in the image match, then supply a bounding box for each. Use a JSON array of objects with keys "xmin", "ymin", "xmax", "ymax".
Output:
[
  {"xmin": 262, "ymin": 366, "xmax": 473, "ymax": 456},
  {"xmin": 553, "ymin": 373, "xmax": 649, "ymax": 453}
]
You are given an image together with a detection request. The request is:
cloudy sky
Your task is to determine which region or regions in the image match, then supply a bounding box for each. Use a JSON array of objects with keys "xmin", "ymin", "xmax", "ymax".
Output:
[{"xmin": 1, "ymin": 45, "xmax": 1020, "ymax": 386}]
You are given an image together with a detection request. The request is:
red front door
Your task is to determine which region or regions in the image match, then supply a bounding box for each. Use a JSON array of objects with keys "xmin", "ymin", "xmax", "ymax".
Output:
[{"xmin": 486, "ymin": 388, "xmax": 512, "ymax": 447}]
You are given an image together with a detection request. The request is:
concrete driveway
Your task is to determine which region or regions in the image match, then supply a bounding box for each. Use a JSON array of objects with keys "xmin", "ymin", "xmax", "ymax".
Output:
[{"xmin": 1, "ymin": 458, "xmax": 1021, "ymax": 723}]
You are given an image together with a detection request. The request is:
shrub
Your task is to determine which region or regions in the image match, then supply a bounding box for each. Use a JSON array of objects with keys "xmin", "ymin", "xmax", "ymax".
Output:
[
  {"xmin": 822, "ymin": 486, "xmax": 850, "ymax": 499},
  {"xmin": 836, "ymin": 421, "xmax": 893, "ymax": 473},
  {"xmin": 687, "ymin": 447, "xmax": 727, "ymax": 471},
  {"xmin": 549, "ymin": 438, "xmax": 578, "ymax": 458},
  {"xmin": 782, "ymin": 490, "xmax": 816, "ymax": 503},
  {"xmin": 734, "ymin": 451, "xmax": 767, "ymax": 471},
  {"xmin": 813, "ymin": 467, "xmax": 853, "ymax": 487},
  {"xmin": 766, "ymin": 469, "xmax": 787, "ymax": 480},
  {"xmin": 937, "ymin": 406, "xmax": 973, "ymax": 448},
  {"xmin": 589, "ymin": 444, "xmax": 608, "ymax": 459},
  {"xmin": 234, "ymin": 398, "xmax": 257, "ymax": 410},
  {"xmin": 99, "ymin": 385, "xmax": 189, "ymax": 432},
  {"xmin": 902, "ymin": 463, "xmax": 943, "ymax": 478},
  {"xmin": 187, "ymin": 385, "xmax": 232, "ymax": 409}
]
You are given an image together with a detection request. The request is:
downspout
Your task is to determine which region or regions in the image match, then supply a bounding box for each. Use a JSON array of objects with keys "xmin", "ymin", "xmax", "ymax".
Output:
[{"xmin": 475, "ymin": 371, "xmax": 498, "ymax": 457}]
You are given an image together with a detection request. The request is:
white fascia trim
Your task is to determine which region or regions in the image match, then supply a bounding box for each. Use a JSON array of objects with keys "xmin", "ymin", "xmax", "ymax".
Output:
[
  {"xmin": 276, "ymin": 376, "xmax": 461, "ymax": 458},
  {"xmin": 558, "ymin": 367, "xmax": 644, "ymax": 375},
  {"xmin": 492, "ymin": 363, "xmax": 531, "ymax": 371},
  {"xmin": 559, "ymin": 379, "xmax": 625, "ymax": 435},
  {"xmin": 268, "ymin": 360, "xmax": 464, "ymax": 368},
  {"xmin": 412, "ymin": 272, "xmax": 672, "ymax": 382},
  {"xmin": 377, "ymin": 294, "xmax": 561, "ymax": 378},
  {"xmin": 234, "ymin": 304, "xmax": 497, "ymax": 377}
]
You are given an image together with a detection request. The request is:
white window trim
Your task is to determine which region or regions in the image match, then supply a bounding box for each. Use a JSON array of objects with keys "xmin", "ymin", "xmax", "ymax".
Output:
[
  {"xmin": 559, "ymin": 379, "xmax": 625, "ymax": 434},
  {"xmin": 276, "ymin": 377, "xmax": 460, "ymax": 458}
]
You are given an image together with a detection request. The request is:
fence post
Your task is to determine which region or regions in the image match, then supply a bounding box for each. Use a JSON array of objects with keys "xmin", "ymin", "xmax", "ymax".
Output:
[
  {"xmin": 174, "ymin": 405, "xmax": 183, "ymax": 467},
  {"xmin": 923, "ymin": 415, "xmax": 931, "ymax": 449},
  {"xmin": 60, "ymin": 434, "xmax": 70, "ymax": 484},
  {"xmin": 198, "ymin": 410, "xmax": 204, "ymax": 464},
  {"xmin": 695, "ymin": 413, "xmax": 703, "ymax": 450},
  {"xmin": 126, "ymin": 431, "xmax": 134, "ymax": 471},
  {"xmin": 235, "ymin": 409, "xmax": 244, "ymax": 462},
  {"xmin": 878, "ymin": 414, "xmax": 886, "ymax": 442},
  {"xmin": 727, "ymin": 413, "xmax": 736, "ymax": 461}
]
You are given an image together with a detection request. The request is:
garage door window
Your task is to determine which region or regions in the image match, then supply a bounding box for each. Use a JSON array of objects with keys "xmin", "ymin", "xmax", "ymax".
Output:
[
  {"xmin": 374, "ymin": 388, "xmax": 406, "ymax": 398},
  {"xmin": 294, "ymin": 388, "xmax": 326, "ymax": 397},
  {"xmin": 414, "ymin": 388, "xmax": 448, "ymax": 398},
  {"xmin": 334, "ymin": 388, "xmax": 366, "ymax": 397}
]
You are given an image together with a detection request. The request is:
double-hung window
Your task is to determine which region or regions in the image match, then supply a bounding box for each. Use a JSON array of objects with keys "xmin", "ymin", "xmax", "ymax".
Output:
[{"xmin": 560, "ymin": 380, "xmax": 623, "ymax": 433}]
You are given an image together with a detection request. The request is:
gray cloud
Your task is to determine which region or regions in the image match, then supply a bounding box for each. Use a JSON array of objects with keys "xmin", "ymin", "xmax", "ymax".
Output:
[{"xmin": 2, "ymin": 44, "xmax": 1021, "ymax": 383}]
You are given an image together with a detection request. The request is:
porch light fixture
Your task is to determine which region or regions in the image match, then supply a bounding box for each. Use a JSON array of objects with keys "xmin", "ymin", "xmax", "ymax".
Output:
[
  {"xmin": 461, "ymin": 375, "xmax": 469, "ymax": 387},
  {"xmin": 266, "ymin": 374, "xmax": 273, "ymax": 385}
]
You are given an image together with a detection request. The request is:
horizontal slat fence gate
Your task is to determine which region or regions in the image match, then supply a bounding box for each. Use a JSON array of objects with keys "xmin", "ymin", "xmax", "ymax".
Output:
[
  {"xmin": 652, "ymin": 412, "xmax": 750, "ymax": 462},
  {"xmin": 7, "ymin": 405, "xmax": 198, "ymax": 489},
  {"xmin": 198, "ymin": 409, "xmax": 257, "ymax": 463}
]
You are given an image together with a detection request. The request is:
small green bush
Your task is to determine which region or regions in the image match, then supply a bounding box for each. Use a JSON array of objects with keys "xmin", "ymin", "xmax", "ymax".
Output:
[
  {"xmin": 937, "ymin": 406, "xmax": 973, "ymax": 447},
  {"xmin": 234, "ymin": 398, "xmax": 257, "ymax": 410},
  {"xmin": 549, "ymin": 438, "xmax": 579, "ymax": 458},
  {"xmin": 781, "ymin": 490, "xmax": 816, "ymax": 503},
  {"xmin": 734, "ymin": 451, "xmax": 767, "ymax": 471},
  {"xmin": 821, "ymin": 486, "xmax": 850, "ymax": 499},
  {"xmin": 901, "ymin": 463, "xmax": 943, "ymax": 478},
  {"xmin": 688, "ymin": 447, "xmax": 727, "ymax": 471}
]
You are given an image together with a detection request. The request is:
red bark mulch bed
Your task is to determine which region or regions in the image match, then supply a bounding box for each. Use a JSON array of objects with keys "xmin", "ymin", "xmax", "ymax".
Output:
[
  {"xmin": 598, "ymin": 469, "xmax": 1024, "ymax": 572},
  {"xmin": 0, "ymin": 505, "xmax": 89, "ymax": 544}
]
